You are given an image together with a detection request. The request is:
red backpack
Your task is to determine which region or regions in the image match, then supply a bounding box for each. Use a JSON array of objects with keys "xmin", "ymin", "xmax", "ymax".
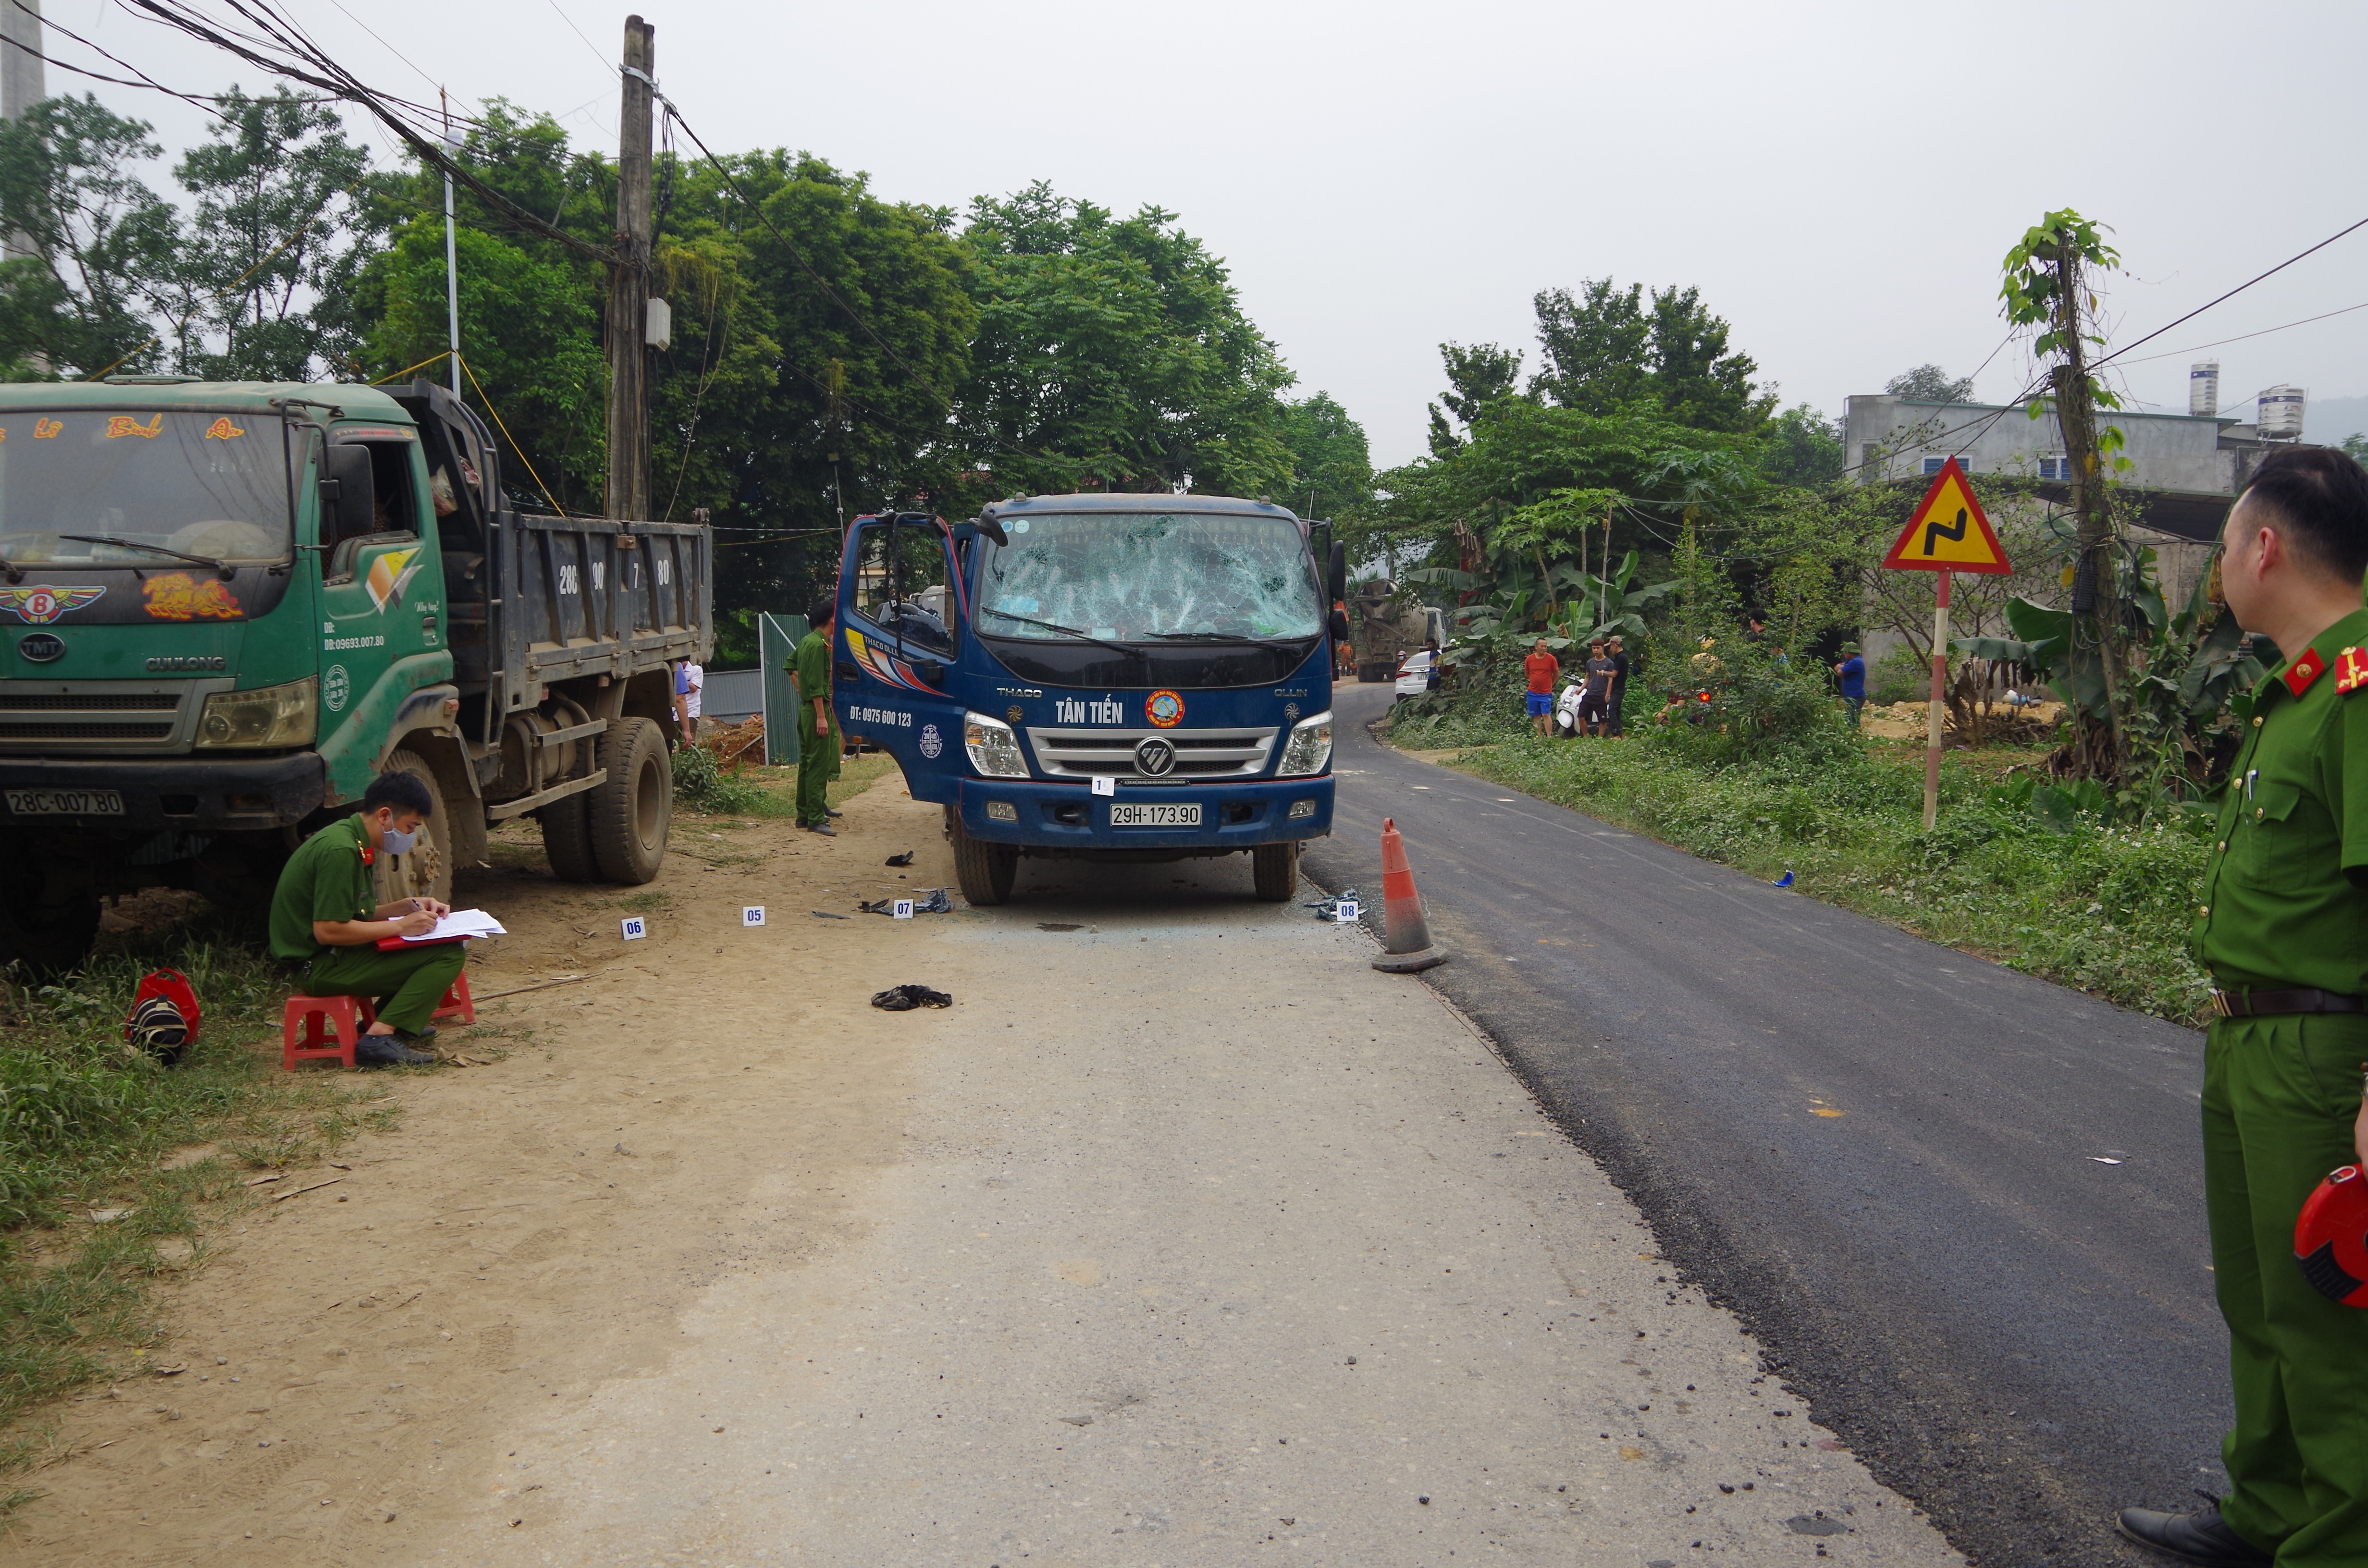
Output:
[{"xmin": 125, "ymin": 969, "xmax": 201, "ymax": 1066}]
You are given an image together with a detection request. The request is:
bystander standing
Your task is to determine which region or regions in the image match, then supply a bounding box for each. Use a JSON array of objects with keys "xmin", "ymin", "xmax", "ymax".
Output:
[
  {"xmin": 1576, "ymin": 639, "xmax": 1616, "ymax": 736},
  {"xmin": 1523, "ymin": 639, "xmax": 1560, "ymax": 738},
  {"xmin": 676, "ymin": 658, "xmax": 703, "ymax": 747},
  {"xmin": 1834, "ymin": 642, "xmax": 1866, "ymax": 728}
]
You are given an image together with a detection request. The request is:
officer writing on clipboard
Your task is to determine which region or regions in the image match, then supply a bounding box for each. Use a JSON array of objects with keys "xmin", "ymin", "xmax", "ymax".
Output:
[
  {"xmin": 2120, "ymin": 446, "xmax": 2368, "ymax": 1566},
  {"xmin": 268, "ymin": 770, "xmax": 460, "ymax": 1067}
]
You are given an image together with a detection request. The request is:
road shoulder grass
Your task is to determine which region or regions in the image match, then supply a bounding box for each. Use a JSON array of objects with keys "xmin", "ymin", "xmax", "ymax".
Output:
[{"xmin": 1401, "ymin": 726, "xmax": 2213, "ymax": 1027}]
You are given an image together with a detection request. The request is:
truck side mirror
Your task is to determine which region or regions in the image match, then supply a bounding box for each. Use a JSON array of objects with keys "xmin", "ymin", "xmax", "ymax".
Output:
[
  {"xmin": 319, "ymin": 443, "xmax": 376, "ymax": 544},
  {"xmin": 1328, "ymin": 540, "xmax": 1347, "ymax": 603}
]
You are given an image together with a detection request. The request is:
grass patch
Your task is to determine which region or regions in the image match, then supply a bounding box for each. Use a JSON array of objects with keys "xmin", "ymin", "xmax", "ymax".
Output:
[
  {"xmin": 1430, "ymin": 729, "xmax": 2213, "ymax": 1026},
  {"xmin": 673, "ymin": 750, "xmax": 902, "ymax": 825},
  {"xmin": 0, "ymin": 923, "xmax": 389, "ymax": 1510}
]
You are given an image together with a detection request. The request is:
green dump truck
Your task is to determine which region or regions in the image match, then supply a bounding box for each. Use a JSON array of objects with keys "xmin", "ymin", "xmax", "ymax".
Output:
[{"xmin": 0, "ymin": 376, "xmax": 712, "ymax": 971}]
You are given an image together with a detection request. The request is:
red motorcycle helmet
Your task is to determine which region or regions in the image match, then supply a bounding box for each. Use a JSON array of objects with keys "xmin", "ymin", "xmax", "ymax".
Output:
[{"xmin": 2295, "ymin": 1164, "xmax": 2368, "ymax": 1307}]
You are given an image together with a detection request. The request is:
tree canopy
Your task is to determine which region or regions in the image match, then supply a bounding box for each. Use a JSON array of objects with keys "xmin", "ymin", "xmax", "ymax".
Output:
[
  {"xmin": 1884, "ymin": 363, "xmax": 1977, "ymax": 403},
  {"xmin": 0, "ymin": 95, "xmax": 1375, "ymax": 641},
  {"xmin": 1531, "ymin": 278, "xmax": 1773, "ymax": 434}
]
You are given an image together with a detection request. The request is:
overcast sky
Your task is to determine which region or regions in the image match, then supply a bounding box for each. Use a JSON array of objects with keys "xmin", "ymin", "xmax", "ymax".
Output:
[{"xmin": 39, "ymin": 0, "xmax": 2368, "ymax": 465}]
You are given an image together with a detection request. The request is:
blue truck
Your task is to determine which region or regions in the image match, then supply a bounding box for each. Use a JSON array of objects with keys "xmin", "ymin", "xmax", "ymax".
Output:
[{"xmin": 831, "ymin": 493, "xmax": 1345, "ymax": 906}]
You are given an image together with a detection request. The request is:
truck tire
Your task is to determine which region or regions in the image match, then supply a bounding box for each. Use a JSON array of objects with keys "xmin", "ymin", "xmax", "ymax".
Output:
[
  {"xmin": 539, "ymin": 790, "xmax": 600, "ymax": 883},
  {"xmin": 373, "ymin": 747, "xmax": 455, "ymax": 908},
  {"xmin": 1251, "ymin": 840, "xmax": 1299, "ymax": 902},
  {"xmin": 590, "ymin": 716, "xmax": 671, "ymax": 885},
  {"xmin": 0, "ymin": 845, "xmax": 99, "ymax": 976},
  {"xmin": 950, "ymin": 819, "xmax": 1016, "ymax": 906}
]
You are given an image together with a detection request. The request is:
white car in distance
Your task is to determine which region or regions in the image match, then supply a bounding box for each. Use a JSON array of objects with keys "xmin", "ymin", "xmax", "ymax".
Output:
[{"xmin": 1394, "ymin": 649, "xmax": 1437, "ymax": 699}]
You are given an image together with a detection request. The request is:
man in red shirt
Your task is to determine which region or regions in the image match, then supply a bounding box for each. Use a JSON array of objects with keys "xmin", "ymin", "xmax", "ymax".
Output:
[{"xmin": 1523, "ymin": 638, "xmax": 1561, "ymax": 737}]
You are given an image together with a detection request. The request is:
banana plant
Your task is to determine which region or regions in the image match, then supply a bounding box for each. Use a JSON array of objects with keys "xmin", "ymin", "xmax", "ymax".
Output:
[{"xmin": 1956, "ymin": 544, "xmax": 2269, "ymax": 801}]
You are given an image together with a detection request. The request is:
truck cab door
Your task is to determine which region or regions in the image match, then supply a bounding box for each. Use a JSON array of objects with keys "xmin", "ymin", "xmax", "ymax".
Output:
[
  {"xmin": 838, "ymin": 514, "xmax": 962, "ymax": 798},
  {"xmin": 313, "ymin": 429, "xmax": 442, "ymax": 759}
]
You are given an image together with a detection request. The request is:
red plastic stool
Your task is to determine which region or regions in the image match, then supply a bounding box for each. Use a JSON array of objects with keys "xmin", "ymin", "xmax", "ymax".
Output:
[
  {"xmin": 283, "ymin": 993, "xmax": 378, "ymax": 1071},
  {"xmin": 432, "ymin": 971, "xmax": 475, "ymax": 1026}
]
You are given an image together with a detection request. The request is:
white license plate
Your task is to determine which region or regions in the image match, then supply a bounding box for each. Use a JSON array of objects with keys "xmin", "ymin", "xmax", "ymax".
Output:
[
  {"xmin": 1110, "ymin": 801, "xmax": 1201, "ymax": 828},
  {"xmin": 6, "ymin": 788, "xmax": 124, "ymax": 816}
]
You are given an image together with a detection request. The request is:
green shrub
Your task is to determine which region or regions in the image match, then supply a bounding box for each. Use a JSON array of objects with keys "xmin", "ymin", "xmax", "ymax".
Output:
[
  {"xmin": 1868, "ymin": 643, "xmax": 1930, "ymax": 706},
  {"xmin": 671, "ymin": 741, "xmax": 776, "ymax": 815}
]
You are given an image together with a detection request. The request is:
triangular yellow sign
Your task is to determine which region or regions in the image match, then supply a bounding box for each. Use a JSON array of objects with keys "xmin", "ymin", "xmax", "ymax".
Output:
[{"xmin": 1881, "ymin": 458, "xmax": 2011, "ymax": 575}]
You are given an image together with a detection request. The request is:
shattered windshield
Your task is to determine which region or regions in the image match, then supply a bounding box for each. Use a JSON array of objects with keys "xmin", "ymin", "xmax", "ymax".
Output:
[
  {"xmin": 976, "ymin": 512, "xmax": 1321, "ymax": 642},
  {"xmin": 0, "ymin": 409, "xmax": 289, "ymax": 565}
]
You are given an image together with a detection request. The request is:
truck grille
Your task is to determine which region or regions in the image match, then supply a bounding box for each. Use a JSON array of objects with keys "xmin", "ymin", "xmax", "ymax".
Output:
[
  {"xmin": 0, "ymin": 721, "xmax": 176, "ymax": 740},
  {"xmin": 1025, "ymin": 725, "xmax": 1276, "ymax": 783},
  {"xmin": 0, "ymin": 682, "xmax": 217, "ymax": 754}
]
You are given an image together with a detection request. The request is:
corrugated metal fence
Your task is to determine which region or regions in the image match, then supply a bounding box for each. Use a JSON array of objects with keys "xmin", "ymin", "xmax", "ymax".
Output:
[{"xmin": 700, "ymin": 613, "xmax": 813, "ymax": 765}]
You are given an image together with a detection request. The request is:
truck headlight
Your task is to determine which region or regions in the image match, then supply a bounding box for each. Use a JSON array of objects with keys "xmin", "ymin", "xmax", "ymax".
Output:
[
  {"xmin": 196, "ymin": 676, "xmax": 318, "ymax": 749},
  {"xmin": 1278, "ymin": 710, "xmax": 1333, "ymax": 776},
  {"xmin": 963, "ymin": 711, "xmax": 1030, "ymax": 778}
]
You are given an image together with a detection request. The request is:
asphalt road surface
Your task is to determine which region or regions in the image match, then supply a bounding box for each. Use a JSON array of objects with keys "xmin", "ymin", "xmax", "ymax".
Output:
[{"xmin": 1304, "ymin": 681, "xmax": 2227, "ymax": 1568}]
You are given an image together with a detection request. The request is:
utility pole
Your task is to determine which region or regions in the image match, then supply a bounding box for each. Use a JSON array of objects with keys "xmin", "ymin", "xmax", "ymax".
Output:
[
  {"xmin": 440, "ymin": 88, "xmax": 461, "ymax": 397},
  {"xmin": 605, "ymin": 14, "xmax": 656, "ymax": 522},
  {"xmin": 2044, "ymin": 239, "xmax": 2127, "ymax": 771}
]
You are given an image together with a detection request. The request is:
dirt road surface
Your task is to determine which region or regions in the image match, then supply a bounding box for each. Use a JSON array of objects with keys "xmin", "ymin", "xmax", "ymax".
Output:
[{"xmin": 15, "ymin": 778, "xmax": 1961, "ymax": 1567}]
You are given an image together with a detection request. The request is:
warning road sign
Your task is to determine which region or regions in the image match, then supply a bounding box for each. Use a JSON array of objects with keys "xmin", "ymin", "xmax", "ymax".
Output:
[{"xmin": 1881, "ymin": 458, "xmax": 2012, "ymax": 575}]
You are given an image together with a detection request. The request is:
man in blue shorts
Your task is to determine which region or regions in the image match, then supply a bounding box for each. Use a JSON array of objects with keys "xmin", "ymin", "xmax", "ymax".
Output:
[{"xmin": 1523, "ymin": 638, "xmax": 1560, "ymax": 737}]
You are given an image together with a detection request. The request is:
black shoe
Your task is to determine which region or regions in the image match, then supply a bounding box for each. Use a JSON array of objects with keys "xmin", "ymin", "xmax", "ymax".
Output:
[
  {"xmin": 2116, "ymin": 1504, "xmax": 2272, "ymax": 1566},
  {"xmin": 805, "ymin": 822, "xmax": 838, "ymax": 836},
  {"xmin": 355, "ymin": 1033, "xmax": 436, "ymax": 1067},
  {"xmin": 826, "ymin": 808, "xmax": 844, "ymax": 818}
]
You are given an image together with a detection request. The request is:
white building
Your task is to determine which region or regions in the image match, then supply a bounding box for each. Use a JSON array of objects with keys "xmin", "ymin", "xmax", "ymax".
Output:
[
  {"xmin": 1840, "ymin": 395, "xmax": 2278, "ymax": 690},
  {"xmin": 1841, "ymin": 395, "xmax": 2269, "ymax": 542}
]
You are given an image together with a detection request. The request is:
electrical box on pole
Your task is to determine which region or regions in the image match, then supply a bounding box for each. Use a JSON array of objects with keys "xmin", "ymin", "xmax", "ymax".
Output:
[{"xmin": 606, "ymin": 15, "xmax": 656, "ymax": 522}]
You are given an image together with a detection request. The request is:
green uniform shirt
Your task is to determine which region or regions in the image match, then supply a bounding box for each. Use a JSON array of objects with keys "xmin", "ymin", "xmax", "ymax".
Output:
[
  {"xmin": 268, "ymin": 814, "xmax": 379, "ymax": 961},
  {"xmin": 791, "ymin": 626, "xmax": 832, "ymax": 733},
  {"xmin": 2195, "ymin": 607, "xmax": 2368, "ymax": 993}
]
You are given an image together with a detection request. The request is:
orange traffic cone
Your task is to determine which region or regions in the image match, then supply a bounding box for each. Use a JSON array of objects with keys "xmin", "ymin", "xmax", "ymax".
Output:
[{"xmin": 1371, "ymin": 816, "xmax": 1448, "ymax": 973}]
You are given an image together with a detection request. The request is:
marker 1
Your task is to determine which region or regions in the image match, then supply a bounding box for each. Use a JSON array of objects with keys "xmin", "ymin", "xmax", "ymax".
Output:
[
  {"xmin": 742, "ymin": 906, "xmax": 766, "ymax": 927},
  {"xmin": 892, "ymin": 898, "xmax": 915, "ymax": 920},
  {"xmin": 1091, "ymin": 774, "xmax": 1115, "ymax": 797},
  {"xmin": 620, "ymin": 916, "xmax": 647, "ymax": 941}
]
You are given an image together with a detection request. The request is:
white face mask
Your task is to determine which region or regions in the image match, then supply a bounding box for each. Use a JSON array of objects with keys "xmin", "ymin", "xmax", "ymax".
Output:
[{"xmin": 382, "ymin": 823, "xmax": 419, "ymax": 856}]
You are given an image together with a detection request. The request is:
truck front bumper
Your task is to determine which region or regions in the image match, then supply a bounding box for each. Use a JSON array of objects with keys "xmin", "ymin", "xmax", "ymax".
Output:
[
  {"xmin": 956, "ymin": 775, "xmax": 1333, "ymax": 851},
  {"xmin": 0, "ymin": 752, "xmax": 325, "ymax": 833}
]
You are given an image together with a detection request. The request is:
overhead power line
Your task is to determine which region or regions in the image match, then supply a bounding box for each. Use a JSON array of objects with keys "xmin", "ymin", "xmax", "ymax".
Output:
[
  {"xmin": 2094, "ymin": 213, "xmax": 2368, "ymax": 371},
  {"xmin": 128, "ymin": 0, "xmax": 616, "ymax": 266},
  {"xmin": 2108, "ymin": 298, "xmax": 2368, "ymax": 369}
]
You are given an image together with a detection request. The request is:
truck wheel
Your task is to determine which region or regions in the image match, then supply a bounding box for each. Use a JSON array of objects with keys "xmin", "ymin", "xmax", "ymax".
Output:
[
  {"xmin": 0, "ymin": 847, "xmax": 99, "ymax": 977},
  {"xmin": 951, "ymin": 819, "xmax": 1017, "ymax": 906},
  {"xmin": 540, "ymin": 790, "xmax": 600, "ymax": 883},
  {"xmin": 590, "ymin": 716, "xmax": 671, "ymax": 885},
  {"xmin": 1252, "ymin": 841, "xmax": 1300, "ymax": 902},
  {"xmin": 374, "ymin": 747, "xmax": 455, "ymax": 908}
]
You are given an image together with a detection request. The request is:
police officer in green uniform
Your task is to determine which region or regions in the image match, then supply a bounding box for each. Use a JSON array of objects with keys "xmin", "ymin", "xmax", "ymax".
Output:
[
  {"xmin": 789, "ymin": 596, "xmax": 841, "ymax": 834},
  {"xmin": 268, "ymin": 769, "xmax": 465, "ymax": 1067},
  {"xmin": 2121, "ymin": 447, "xmax": 2368, "ymax": 1566}
]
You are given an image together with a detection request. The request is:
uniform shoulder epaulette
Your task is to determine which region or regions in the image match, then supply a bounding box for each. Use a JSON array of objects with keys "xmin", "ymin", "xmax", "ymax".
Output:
[
  {"xmin": 2285, "ymin": 647, "xmax": 2329, "ymax": 696},
  {"xmin": 2337, "ymin": 647, "xmax": 2368, "ymax": 697}
]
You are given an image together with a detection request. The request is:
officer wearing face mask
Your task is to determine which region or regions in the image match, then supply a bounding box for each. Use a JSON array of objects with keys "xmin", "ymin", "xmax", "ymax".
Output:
[{"xmin": 268, "ymin": 768, "xmax": 462, "ymax": 1066}]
